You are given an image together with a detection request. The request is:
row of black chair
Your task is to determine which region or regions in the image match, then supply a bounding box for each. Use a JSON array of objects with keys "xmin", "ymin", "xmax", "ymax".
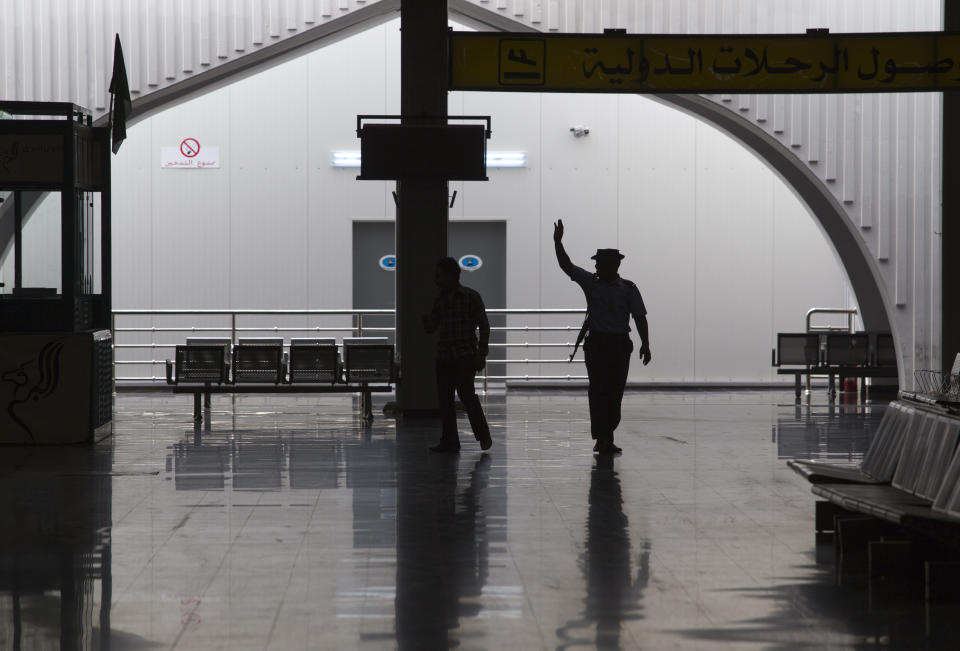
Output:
[
  {"xmin": 167, "ymin": 337, "xmax": 394, "ymax": 385},
  {"xmin": 774, "ymin": 332, "xmax": 896, "ymax": 368},
  {"xmin": 789, "ymin": 398, "xmax": 960, "ymax": 545}
]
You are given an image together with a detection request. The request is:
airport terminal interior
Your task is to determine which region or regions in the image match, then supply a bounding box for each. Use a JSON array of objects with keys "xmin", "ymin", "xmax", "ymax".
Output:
[{"xmin": 2, "ymin": 1, "xmax": 960, "ymax": 649}]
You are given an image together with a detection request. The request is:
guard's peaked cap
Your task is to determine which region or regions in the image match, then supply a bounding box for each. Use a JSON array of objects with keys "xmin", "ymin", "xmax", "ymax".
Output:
[{"xmin": 591, "ymin": 248, "xmax": 625, "ymax": 260}]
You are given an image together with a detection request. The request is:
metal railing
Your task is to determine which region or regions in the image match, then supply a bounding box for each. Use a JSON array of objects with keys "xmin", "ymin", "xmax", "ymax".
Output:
[
  {"xmin": 913, "ymin": 370, "xmax": 960, "ymax": 404},
  {"xmin": 111, "ymin": 308, "xmax": 589, "ymax": 386},
  {"xmin": 803, "ymin": 307, "xmax": 859, "ymax": 394},
  {"xmin": 806, "ymin": 307, "xmax": 858, "ymax": 333}
]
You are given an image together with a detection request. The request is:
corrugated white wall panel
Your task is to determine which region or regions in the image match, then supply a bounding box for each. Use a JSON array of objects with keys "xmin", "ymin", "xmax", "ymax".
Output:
[
  {"xmin": 228, "ymin": 59, "xmax": 310, "ymax": 310},
  {"xmin": 457, "ymin": 89, "xmax": 543, "ymax": 375},
  {"xmin": 307, "ymin": 22, "xmax": 393, "ymax": 313},
  {"xmin": 111, "ymin": 119, "xmax": 153, "ymax": 311},
  {"xmin": 0, "ymin": 0, "xmax": 393, "ymax": 113},
  {"xmin": 693, "ymin": 121, "xmax": 777, "ymax": 382},
  {"xmin": 617, "ymin": 97, "xmax": 697, "ymax": 381},
  {"xmin": 148, "ymin": 90, "xmax": 234, "ymax": 310}
]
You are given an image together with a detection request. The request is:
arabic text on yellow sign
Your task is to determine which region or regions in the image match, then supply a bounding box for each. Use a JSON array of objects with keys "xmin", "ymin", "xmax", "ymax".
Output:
[{"xmin": 450, "ymin": 32, "xmax": 960, "ymax": 93}]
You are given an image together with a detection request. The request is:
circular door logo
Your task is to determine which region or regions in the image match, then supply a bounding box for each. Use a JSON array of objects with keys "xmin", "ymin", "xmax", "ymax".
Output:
[
  {"xmin": 459, "ymin": 254, "xmax": 482, "ymax": 271},
  {"xmin": 379, "ymin": 254, "xmax": 397, "ymax": 271}
]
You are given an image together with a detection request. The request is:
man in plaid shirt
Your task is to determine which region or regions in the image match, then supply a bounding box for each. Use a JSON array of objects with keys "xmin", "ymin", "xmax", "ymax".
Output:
[{"xmin": 422, "ymin": 257, "xmax": 492, "ymax": 453}]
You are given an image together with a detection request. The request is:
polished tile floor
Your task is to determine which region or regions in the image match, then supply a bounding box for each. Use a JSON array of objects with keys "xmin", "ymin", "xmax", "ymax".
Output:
[{"xmin": 1, "ymin": 390, "xmax": 954, "ymax": 649}]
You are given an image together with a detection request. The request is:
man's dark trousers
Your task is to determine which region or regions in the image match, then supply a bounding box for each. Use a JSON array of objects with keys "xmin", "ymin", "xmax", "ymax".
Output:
[
  {"xmin": 583, "ymin": 333, "xmax": 632, "ymax": 442},
  {"xmin": 437, "ymin": 356, "xmax": 490, "ymax": 445}
]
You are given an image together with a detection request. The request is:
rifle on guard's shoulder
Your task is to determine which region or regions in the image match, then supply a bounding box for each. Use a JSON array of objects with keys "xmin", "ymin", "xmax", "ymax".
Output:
[
  {"xmin": 569, "ymin": 280, "xmax": 596, "ymax": 362},
  {"xmin": 569, "ymin": 310, "xmax": 589, "ymax": 362}
]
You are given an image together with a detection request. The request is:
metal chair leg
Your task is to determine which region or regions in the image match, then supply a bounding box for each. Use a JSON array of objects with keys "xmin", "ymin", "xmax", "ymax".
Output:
[
  {"xmin": 362, "ymin": 388, "xmax": 374, "ymax": 423},
  {"xmin": 193, "ymin": 392, "xmax": 202, "ymax": 425}
]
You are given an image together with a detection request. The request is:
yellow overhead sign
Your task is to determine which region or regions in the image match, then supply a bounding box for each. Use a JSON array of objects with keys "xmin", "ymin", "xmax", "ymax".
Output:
[{"xmin": 450, "ymin": 31, "xmax": 960, "ymax": 93}]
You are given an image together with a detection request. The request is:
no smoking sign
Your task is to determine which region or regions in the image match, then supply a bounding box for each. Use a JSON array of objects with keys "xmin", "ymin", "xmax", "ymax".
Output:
[
  {"xmin": 180, "ymin": 138, "xmax": 201, "ymax": 158},
  {"xmin": 161, "ymin": 137, "xmax": 220, "ymax": 169}
]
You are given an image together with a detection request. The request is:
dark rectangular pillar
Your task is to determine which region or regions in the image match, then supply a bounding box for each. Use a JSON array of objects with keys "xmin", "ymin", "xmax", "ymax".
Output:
[
  {"xmin": 944, "ymin": 4, "xmax": 960, "ymax": 370},
  {"xmin": 396, "ymin": 0, "xmax": 448, "ymax": 412}
]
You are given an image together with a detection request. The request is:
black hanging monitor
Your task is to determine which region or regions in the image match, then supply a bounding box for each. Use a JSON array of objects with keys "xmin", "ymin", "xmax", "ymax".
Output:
[{"xmin": 356, "ymin": 116, "xmax": 490, "ymax": 181}]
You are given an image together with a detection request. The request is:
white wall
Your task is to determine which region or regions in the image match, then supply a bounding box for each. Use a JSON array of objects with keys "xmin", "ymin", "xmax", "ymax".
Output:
[{"xmin": 112, "ymin": 18, "xmax": 851, "ymax": 383}]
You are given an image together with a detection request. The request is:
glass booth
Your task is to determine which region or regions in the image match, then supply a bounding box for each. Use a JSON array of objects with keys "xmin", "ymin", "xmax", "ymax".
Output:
[{"xmin": 0, "ymin": 102, "xmax": 113, "ymax": 443}]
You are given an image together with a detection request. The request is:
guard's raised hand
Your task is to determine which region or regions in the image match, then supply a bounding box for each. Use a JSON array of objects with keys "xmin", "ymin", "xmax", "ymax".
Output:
[{"xmin": 553, "ymin": 219, "xmax": 564, "ymax": 243}]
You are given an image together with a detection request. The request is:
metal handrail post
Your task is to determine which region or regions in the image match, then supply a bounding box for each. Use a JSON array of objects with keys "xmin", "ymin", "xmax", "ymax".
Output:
[
  {"xmin": 804, "ymin": 307, "xmax": 859, "ymax": 395},
  {"xmin": 357, "ymin": 313, "xmax": 363, "ymax": 338},
  {"xmin": 805, "ymin": 307, "xmax": 858, "ymax": 332},
  {"xmin": 111, "ymin": 311, "xmax": 117, "ymax": 390}
]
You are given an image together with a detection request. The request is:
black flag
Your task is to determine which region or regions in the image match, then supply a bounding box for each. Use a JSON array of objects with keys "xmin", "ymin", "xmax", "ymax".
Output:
[{"xmin": 108, "ymin": 34, "xmax": 132, "ymax": 154}]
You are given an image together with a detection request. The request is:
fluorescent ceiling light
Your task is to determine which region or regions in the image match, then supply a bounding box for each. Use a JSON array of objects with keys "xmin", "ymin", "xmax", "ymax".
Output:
[
  {"xmin": 330, "ymin": 150, "xmax": 527, "ymax": 168},
  {"xmin": 330, "ymin": 150, "xmax": 362, "ymax": 167},
  {"xmin": 486, "ymin": 151, "xmax": 526, "ymax": 168}
]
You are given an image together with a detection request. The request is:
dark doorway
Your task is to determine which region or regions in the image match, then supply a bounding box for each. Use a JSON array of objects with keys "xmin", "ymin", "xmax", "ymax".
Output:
[{"xmin": 352, "ymin": 220, "xmax": 507, "ymax": 378}]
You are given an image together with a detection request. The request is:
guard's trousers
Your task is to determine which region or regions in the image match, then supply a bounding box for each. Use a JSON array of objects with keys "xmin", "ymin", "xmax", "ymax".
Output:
[
  {"xmin": 437, "ymin": 356, "xmax": 490, "ymax": 444},
  {"xmin": 583, "ymin": 333, "xmax": 633, "ymax": 441}
]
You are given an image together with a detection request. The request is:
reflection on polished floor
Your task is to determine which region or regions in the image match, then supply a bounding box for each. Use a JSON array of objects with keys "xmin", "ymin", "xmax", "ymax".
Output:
[{"xmin": 2, "ymin": 390, "xmax": 955, "ymax": 649}]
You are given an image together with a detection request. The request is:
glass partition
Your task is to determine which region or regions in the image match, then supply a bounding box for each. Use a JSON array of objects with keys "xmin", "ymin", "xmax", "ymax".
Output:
[
  {"xmin": 79, "ymin": 191, "xmax": 103, "ymax": 296},
  {"xmin": 0, "ymin": 102, "xmax": 111, "ymax": 332},
  {"xmin": 0, "ymin": 191, "xmax": 12, "ymax": 294},
  {"xmin": 0, "ymin": 190, "xmax": 65, "ymax": 296},
  {"xmin": 21, "ymin": 190, "xmax": 62, "ymax": 294},
  {"xmin": 0, "ymin": 190, "xmax": 103, "ymax": 298}
]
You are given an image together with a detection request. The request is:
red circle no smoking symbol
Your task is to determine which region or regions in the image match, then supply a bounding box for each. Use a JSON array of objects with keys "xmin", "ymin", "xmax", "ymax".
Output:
[{"xmin": 180, "ymin": 138, "xmax": 200, "ymax": 158}]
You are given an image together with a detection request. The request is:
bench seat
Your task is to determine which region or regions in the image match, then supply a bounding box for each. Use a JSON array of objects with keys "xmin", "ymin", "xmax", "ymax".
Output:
[
  {"xmin": 812, "ymin": 483, "xmax": 932, "ymax": 523},
  {"xmin": 800, "ymin": 402, "xmax": 960, "ymax": 545},
  {"xmin": 786, "ymin": 401, "xmax": 912, "ymax": 485},
  {"xmin": 786, "ymin": 460, "xmax": 886, "ymax": 484},
  {"xmin": 167, "ymin": 341, "xmax": 396, "ymax": 426},
  {"xmin": 812, "ymin": 482, "xmax": 960, "ymax": 549}
]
